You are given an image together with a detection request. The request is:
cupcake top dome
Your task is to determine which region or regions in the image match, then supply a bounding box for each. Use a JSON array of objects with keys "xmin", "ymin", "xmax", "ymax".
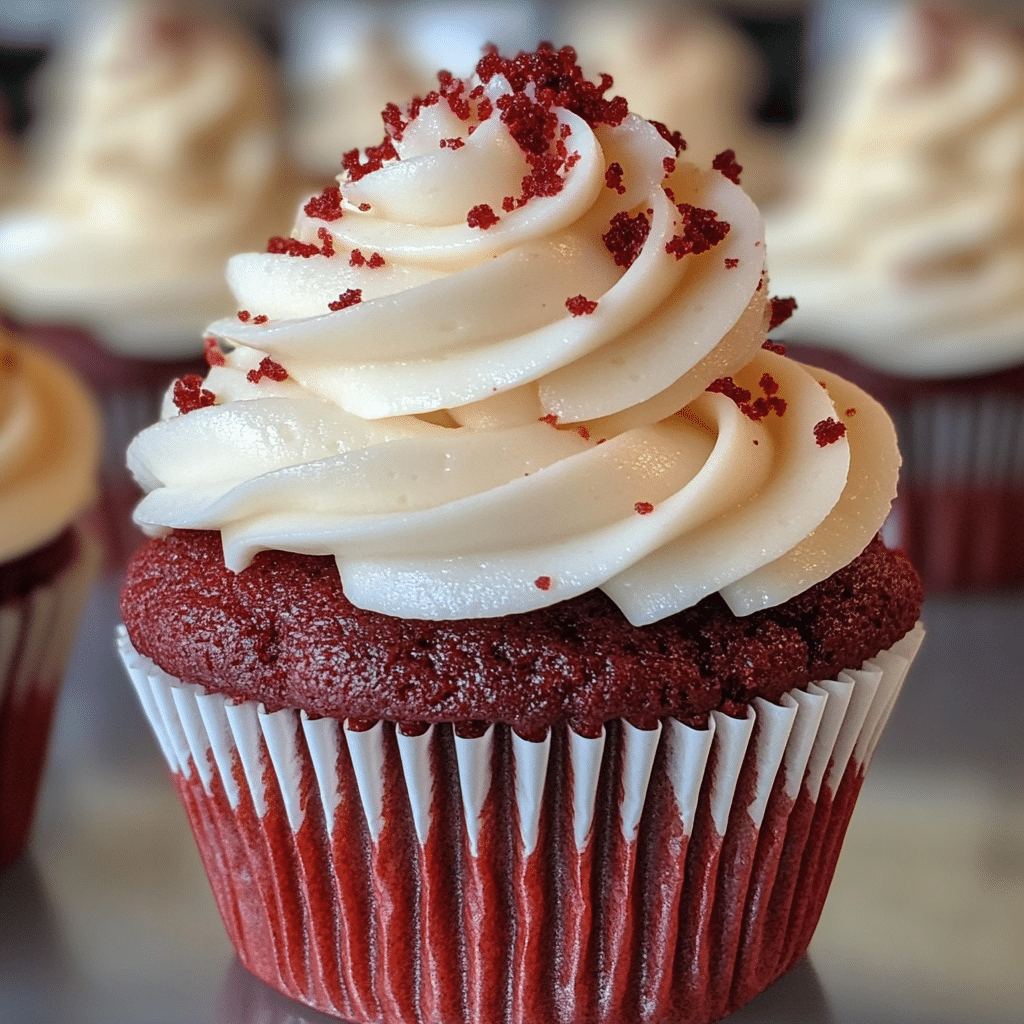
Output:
[
  {"xmin": 128, "ymin": 44, "xmax": 900, "ymax": 625},
  {"xmin": 0, "ymin": 1, "xmax": 303, "ymax": 356},
  {"xmin": 766, "ymin": 3, "xmax": 1024, "ymax": 377}
]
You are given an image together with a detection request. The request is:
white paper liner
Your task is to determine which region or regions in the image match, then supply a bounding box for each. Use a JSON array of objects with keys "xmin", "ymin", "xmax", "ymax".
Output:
[
  {"xmin": 1, "ymin": 528, "xmax": 99, "ymax": 867},
  {"xmin": 117, "ymin": 620, "xmax": 925, "ymax": 1024}
]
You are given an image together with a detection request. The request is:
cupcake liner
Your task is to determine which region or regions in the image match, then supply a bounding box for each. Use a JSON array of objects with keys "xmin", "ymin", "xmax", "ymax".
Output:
[
  {"xmin": 889, "ymin": 394, "xmax": 1024, "ymax": 590},
  {"xmin": 117, "ymin": 623, "xmax": 924, "ymax": 1024},
  {"xmin": 0, "ymin": 529, "xmax": 99, "ymax": 869}
]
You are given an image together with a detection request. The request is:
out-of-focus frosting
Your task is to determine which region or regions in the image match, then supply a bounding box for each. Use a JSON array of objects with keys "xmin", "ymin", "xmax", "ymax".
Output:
[
  {"xmin": 0, "ymin": 2, "xmax": 302, "ymax": 356},
  {"xmin": 0, "ymin": 328, "xmax": 101, "ymax": 562},
  {"xmin": 128, "ymin": 47, "xmax": 899, "ymax": 624},
  {"xmin": 766, "ymin": 5, "xmax": 1024, "ymax": 377}
]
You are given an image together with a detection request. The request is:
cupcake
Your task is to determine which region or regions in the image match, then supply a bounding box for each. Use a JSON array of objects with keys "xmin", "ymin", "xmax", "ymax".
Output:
[
  {"xmin": 558, "ymin": 1, "xmax": 783, "ymax": 206},
  {"xmin": 1, "ymin": 323, "xmax": 100, "ymax": 870},
  {"xmin": 766, "ymin": 3, "xmax": 1024, "ymax": 591},
  {"xmin": 0, "ymin": 1, "xmax": 305, "ymax": 568},
  {"xmin": 117, "ymin": 45, "xmax": 924, "ymax": 1023}
]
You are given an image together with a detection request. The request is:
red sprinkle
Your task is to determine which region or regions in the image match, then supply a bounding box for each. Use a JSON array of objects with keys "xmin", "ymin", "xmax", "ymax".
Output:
[
  {"xmin": 603, "ymin": 210, "xmax": 650, "ymax": 269},
  {"xmin": 769, "ymin": 296, "xmax": 798, "ymax": 330},
  {"xmin": 247, "ymin": 357, "xmax": 288, "ymax": 385},
  {"xmin": 173, "ymin": 374, "xmax": 216, "ymax": 414},
  {"xmin": 814, "ymin": 418, "xmax": 847, "ymax": 446},
  {"xmin": 328, "ymin": 289, "xmax": 363, "ymax": 311},
  {"xmin": 605, "ymin": 162, "xmax": 626, "ymax": 194},
  {"xmin": 566, "ymin": 294, "xmax": 598, "ymax": 316},
  {"xmin": 534, "ymin": 575, "xmax": 552, "ymax": 591},
  {"xmin": 666, "ymin": 203, "xmax": 731, "ymax": 259},
  {"xmin": 204, "ymin": 337, "xmax": 225, "ymax": 367},
  {"xmin": 635, "ymin": 501, "xmax": 654, "ymax": 515},
  {"xmin": 304, "ymin": 184, "xmax": 344, "ymax": 221},
  {"xmin": 712, "ymin": 149, "xmax": 743, "ymax": 185},
  {"xmin": 725, "ymin": 258, "xmax": 739, "ymax": 269},
  {"xmin": 467, "ymin": 203, "xmax": 500, "ymax": 230}
]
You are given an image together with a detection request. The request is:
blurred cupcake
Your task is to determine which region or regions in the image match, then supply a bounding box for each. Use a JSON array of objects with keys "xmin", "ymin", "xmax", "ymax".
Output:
[
  {"xmin": 558, "ymin": 0, "xmax": 783, "ymax": 206},
  {"xmin": 118, "ymin": 46, "xmax": 923, "ymax": 1023},
  {"xmin": 1, "ymin": 323, "xmax": 100, "ymax": 870},
  {"xmin": 766, "ymin": 3, "xmax": 1024, "ymax": 591},
  {"xmin": 0, "ymin": 0, "xmax": 305, "ymax": 567}
]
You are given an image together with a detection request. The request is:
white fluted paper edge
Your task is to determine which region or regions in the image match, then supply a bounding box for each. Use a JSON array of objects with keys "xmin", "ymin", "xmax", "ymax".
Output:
[{"xmin": 116, "ymin": 622, "xmax": 924, "ymax": 855}]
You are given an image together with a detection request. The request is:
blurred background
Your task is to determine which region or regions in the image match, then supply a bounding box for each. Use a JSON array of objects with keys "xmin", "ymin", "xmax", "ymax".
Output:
[{"xmin": 1, "ymin": 1, "xmax": 1022, "ymax": 1023}]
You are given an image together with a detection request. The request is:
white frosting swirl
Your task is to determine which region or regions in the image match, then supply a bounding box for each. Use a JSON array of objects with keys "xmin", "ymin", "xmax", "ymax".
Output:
[
  {"xmin": 766, "ymin": 5, "xmax": 1024, "ymax": 377},
  {"xmin": 1, "ymin": 332, "xmax": 101, "ymax": 562},
  {"xmin": 129, "ymin": 62, "xmax": 898, "ymax": 623},
  {"xmin": 0, "ymin": 2, "xmax": 302, "ymax": 356}
]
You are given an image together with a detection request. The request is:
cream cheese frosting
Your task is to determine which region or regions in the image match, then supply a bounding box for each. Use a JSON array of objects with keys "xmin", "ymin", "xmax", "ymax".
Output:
[
  {"xmin": 0, "ymin": 2, "xmax": 302, "ymax": 356},
  {"xmin": 0, "ymin": 329, "xmax": 101, "ymax": 562},
  {"xmin": 128, "ymin": 46, "xmax": 899, "ymax": 624},
  {"xmin": 766, "ymin": 4, "xmax": 1024, "ymax": 378}
]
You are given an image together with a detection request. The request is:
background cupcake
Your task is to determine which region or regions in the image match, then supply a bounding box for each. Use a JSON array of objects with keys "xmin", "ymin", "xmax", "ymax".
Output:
[
  {"xmin": 766, "ymin": 2, "xmax": 1024, "ymax": 591},
  {"xmin": 118, "ymin": 45, "xmax": 923, "ymax": 1023},
  {"xmin": 0, "ymin": 322, "xmax": 100, "ymax": 870},
  {"xmin": 0, "ymin": 0, "xmax": 307, "ymax": 568}
]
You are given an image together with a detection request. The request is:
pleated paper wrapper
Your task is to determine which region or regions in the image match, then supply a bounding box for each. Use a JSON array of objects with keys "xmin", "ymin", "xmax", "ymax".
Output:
[
  {"xmin": 117, "ymin": 622, "xmax": 924, "ymax": 1024},
  {"xmin": 888, "ymin": 393, "xmax": 1024, "ymax": 591},
  {"xmin": 1, "ymin": 529, "xmax": 98, "ymax": 868}
]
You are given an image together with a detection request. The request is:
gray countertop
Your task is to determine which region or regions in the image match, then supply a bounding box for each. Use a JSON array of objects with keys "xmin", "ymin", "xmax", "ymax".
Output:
[{"xmin": 2, "ymin": 579, "xmax": 1022, "ymax": 1024}]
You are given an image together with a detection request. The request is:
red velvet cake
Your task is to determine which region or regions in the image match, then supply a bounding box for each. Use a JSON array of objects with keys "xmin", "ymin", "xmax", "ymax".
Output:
[{"xmin": 117, "ymin": 44, "xmax": 925, "ymax": 1024}]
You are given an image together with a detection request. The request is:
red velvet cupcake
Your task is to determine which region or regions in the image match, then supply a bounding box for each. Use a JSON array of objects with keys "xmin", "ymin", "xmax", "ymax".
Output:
[
  {"xmin": 117, "ymin": 46, "xmax": 924, "ymax": 1023},
  {"xmin": 1, "ymin": 328, "xmax": 100, "ymax": 869}
]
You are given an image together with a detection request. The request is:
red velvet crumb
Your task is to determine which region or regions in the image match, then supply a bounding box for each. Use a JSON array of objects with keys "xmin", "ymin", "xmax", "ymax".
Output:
[
  {"xmin": 814, "ymin": 418, "xmax": 847, "ymax": 446},
  {"xmin": 349, "ymin": 249, "xmax": 385, "ymax": 268},
  {"xmin": 304, "ymin": 184, "xmax": 344, "ymax": 221},
  {"xmin": 204, "ymin": 337, "xmax": 225, "ymax": 367},
  {"xmin": 566, "ymin": 294, "xmax": 598, "ymax": 316},
  {"xmin": 237, "ymin": 310, "xmax": 251, "ymax": 322},
  {"xmin": 247, "ymin": 357, "xmax": 288, "ymax": 385},
  {"xmin": 666, "ymin": 203, "xmax": 731, "ymax": 259},
  {"xmin": 253, "ymin": 315, "xmax": 268, "ymax": 325},
  {"xmin": 708, "ymin": 374, "xmax": 787, "ymax": 422},
  {"xmin": 342, "ymin": 136, "xmax": 399, "ymax": 183},
  {"xmin": 769, "ymin": 296, "xmax": 797, "ymax": 330},
  {"xmin": 539, "ymin": 413, "xmax": 559, "ymax": 425},
  {"xmin": 760, "ymin": 372, "xmax": 779, "ymax": 395},
  {"xmin": 649, "ymin": 120, "xmax": 686, "ymax": 156},
  {"xmin": 359, "ymin": 203, "xmax": 372, "ymax": 212},
  {"xmin": 440, "ymin": 137, "xmax": 465, "ymax": 150},
  {"xmin": 635, "ymin": 501, "xmax": 654, "ymax": 515},
  {"xmin": 663, "ymin": 156, "xmax": 676, "ymax": 176},
  {"xmin": 577, "ymin": 426, "xmax": 591, "ymax": 440},
  {"xmin": 467, "ymin": 203, "xmax": 500, "ymax": 230},
  {"xmin": 367, "ymin": 252, "xmax": 385, "ymax": 268},
  {"xmin": 605, "ymin": 162, "xmax": 626, "ymax": 194},
  {"xmin": 173, "ymin": 374, "xmax": 215, "ymax": 414},
  {"xmin": 725, "ymin": 258, "xmax": 739, "ymax": 269},
  {"xmin": 846, "ymin": 407, "xmax": 857, "ymax": 416},
  {"xmin": 328, "ymin": 289, "xmax": 363, "ymax": 311},
  {"xmin": 762, "ymin": 339, "xmax": 787, "ymax": 355},
  {"xmin": 534, "ymin": 575, "xmax": 552, "ymax": 591},
  {"xmin": 502, "ymin": 196, "xmax": 516, "ymax": 212},
  {"xmin": 603, "ymin": 210, "xmax": 650, "ymax": 269},
  {"xmin": 712, "ymin": 149, "xmax": 743, "ymax": 185}
]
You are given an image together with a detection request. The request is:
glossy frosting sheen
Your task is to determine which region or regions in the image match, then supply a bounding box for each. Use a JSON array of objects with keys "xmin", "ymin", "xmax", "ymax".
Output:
[
  {"xmin": 0, "ymin": 332, "xmax": 101, "ymax": 562},
  {"xmin": 767, "ymin": 7, "xmax": 1024, "ymax": 377},
  {"xmin": 129, "ymin": 49, "xmax": 899, "ymax": 624},
  {"xmin": 0, "ymin": 2, "xmax": 298, "ymax": 355}
]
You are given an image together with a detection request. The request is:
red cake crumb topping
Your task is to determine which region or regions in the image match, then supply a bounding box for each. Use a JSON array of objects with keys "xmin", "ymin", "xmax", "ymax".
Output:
[
  {"xmin": 172, "ymin": 374, "xmax": 215, "ymax": 414},
  {"xmin": 650, "ymin": 120, "xmax": 686, "ymax": 156},
  {"xmin": 725, "ymin": 258, "xmax": 739, "ymax": 269},
  {"xmin": 760, "ymin": 372, "xmax": 779, "ymax": 395},
  {"xmin": 663, "ymin": 156, "xmax": 676, "ymax": 176},
  {"xmin": 708, "ymin": 374, "xmax": 787, "ymax": 422},
  {"xmin": 440, "ymin": 137, "xmax": 465, "ymax": 150},
  {"xmin": 814, "ymin": 418, "xmax": 847, "ymax": 446},
  {"xmin": 534, "ymin": 576, "xmax": 552, "ymax": 591},
  {"xmin": 769, "ymin": 296, "xmax": 797, "ymax": 330},
  {"xmin": 304, "ymin": 183, "xmax": 344, "ymax": 221},
  {"xmin": 348, "ymin": 249, "xmax": 386, "ymax": 268},
  {"xmin": 359, "ymin": 203, "xmax": 372, "ymax": 212},
  {"xmin": 577, "ymin": 426, "xmax": 591, "ymax": 440},
  {"xmin": 342, "ymin": 136, "xmax": 400, "ymax": 183},
  {"xmin": 712, "ymin": 149, "xmax": 743, "ymax": 185},
  {"xmin": 707, "ymin": 376, "xmax": 750, "ymax": 405},
  {"xmin": 246, "ymin": 357, "xmax": 288, "ymax": 385},
  {"xmin": 328, "ymin": 289, "xmax": 363, "ymax": 311},
  {"xmin": 539, "ymin": 413, "xmax": 559, "ymax": 425},
  {"xmin": 846, "ymin": 407, "xmax": 857, "ymax": 417},
  {"xmin": 467, "ymin": 203, "xmax": 500, "ymax": 229},
  {"xmin": 237, "ymin": 310, "xmax": 251, "ymax": 322},
  {"xmin": 635, "ymin": 501, "xmax": 654, "ymax": 515},
  {"xmin": 666, "ymin": 203, "xmax": 731, "ymax": 259},
  {"xmin": 122, "ymin": 533, "xmax": 922, "ymax": 736},
  {"xmin": 762, "ymin": 339, "xmax": 787, "ymax": 355},
  {"xmin": 204, "ymin": 337, "xmax": 225, "ymax": 367},
  {"xmin": 603, "ymin": 210, "xmax": 650, "ymax": 268},
  {"xmin": 605, "ymin": 162, "xmax": 626, "ymax": 194},
  {"xmin": 267, "ymin": 226, "xmax": 335, "ymax": 259},
  {"xmin": 252, "ymin": 315, "xmax": 268, "ymax": 325},
  {"xmin": 502, "ymin": 196, "xmax": 516, "ymax": 212},
  {"xmin": 566, "ymin": 294, "xmax": 598, "ymax": 316}
]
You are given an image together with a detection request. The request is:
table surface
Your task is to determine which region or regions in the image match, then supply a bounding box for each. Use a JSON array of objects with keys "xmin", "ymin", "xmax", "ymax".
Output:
[{"xmin": 2, "ymin": 578, "xmax": 1022, "ymax": 1024}]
